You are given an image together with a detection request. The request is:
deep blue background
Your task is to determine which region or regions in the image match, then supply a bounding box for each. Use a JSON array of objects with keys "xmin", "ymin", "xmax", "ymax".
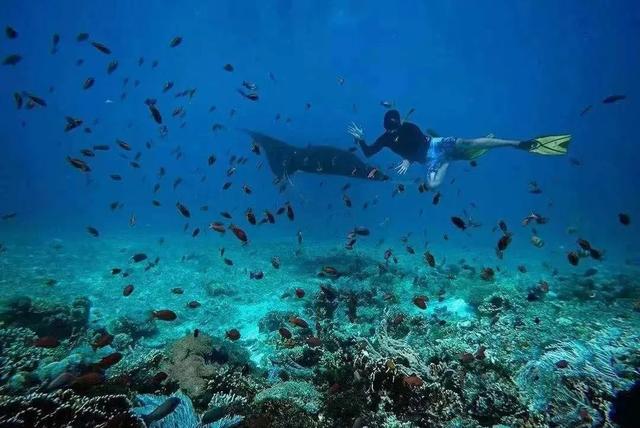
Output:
[{"xmin": 1, "ymin": 1, "xmax": 639, "ymax": 260}]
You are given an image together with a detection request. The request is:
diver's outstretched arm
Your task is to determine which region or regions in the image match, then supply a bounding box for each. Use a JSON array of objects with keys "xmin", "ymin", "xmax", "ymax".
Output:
[{"xmin": 347, "ymin": 122, "xmax": 387, "ymax": 158}]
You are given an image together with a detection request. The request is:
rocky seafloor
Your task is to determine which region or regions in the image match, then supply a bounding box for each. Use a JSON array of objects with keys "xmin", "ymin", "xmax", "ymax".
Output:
[{"xmin": 0, "ymin": 237, "xmax": 639, "ymax": 428}]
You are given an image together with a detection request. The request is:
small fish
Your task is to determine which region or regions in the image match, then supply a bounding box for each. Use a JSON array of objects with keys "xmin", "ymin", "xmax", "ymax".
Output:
[
  {"xmin": 423, "ymin": 251, "xmax": 435, "ymax": 267},
  {"xmin": 176, "ymin": 202, "xmax": 191, "ymax": 218},
  {"xmin": 169, "ymin": 36, "xmax": 182, "ymax": 47},
  {"xmin": 107, "ymin": 60, "xmax": 118, "ymax": 74},
  {"xmin": 83, "ymin": 77, "xmax": 95, "ymax": 89},
  {"xmin": 242, "ymin": 80, "xmax": 257, "ymax": 91},
  {"xmin": 246, "ymin": 208, "xmax": 256, "ymax": 225},
  {"xmin": 66, "ymin": 156, "xmax": 91, "ymax": 172},
  {"xmin": 497, "ymin": 234, "xmax": 512, "ymax": 252},
  {"xmin": 86, "ymin": 226, "xmax": 99, "ymax": 237},
  {"xmin": 64, "ymin": 116, "xmax": 83, "ymax": 132},
  {"xmin": 116, "ymin": 139, "xmax": 131, "ymax": 150},
  {"xmin": 5, "ymin": 26, "xmax": 18, "ymax": 39},
  {"xmin": 289, "ymin": 316, "xmax": 309, "ymax": 329},
  {"xmin": 91, "ymin": 332, "xmax": 114, "ymax": 350},
  {"xmin": 602, "ymin": 94, "xmax": 626, "ymax": 104},
  {"xmin": 278, "ymin": 327, "xmax": 292, "ymax": 339},
  {"xmin": 148, "ymin": 103, "xmax": 163, "ymax": 124},
  {"xmin": 93, "ymin": 144, "xmax": 110, "ymax": 151},
  {"xmin": 432, "ymin": 192, "xmax": 441, "ymax": 205},
  {"xmin": 13, "ymin": 92, "xmax": 23, "ymax": 109},
  {"xmin": 76, "ymin": 32, "xmax": 89, "ymax": 42},
  {"xmin": 142, "ymin": 397, "xmax": 181, "ymax": 427},
  {"xmin": 579, "ymin": 105, "xmax": 592, "ymax": 116},
  {"xmin": 403, "ymin": 375, "xmax": 424, "ymax": 388},
  {"xmin": 353, "ymin": 226, "xmax": 370, "ymax": 236},
  {"xmin": 163, "ymin": 81, "xmax": 174, "ymax": 92},
  {"xmin": 94, "ymin": 352, "xmax": 123, "ymax": 370},
  {"xmin": 223, "ymin": 257, "xmax": 233, "ymax": 266},
  {"xmin": 24, "ymin": 92, "xmax": 47, "ymax": 106},
  {"xmin": 237, "ymin": 89, "xmax": 259, "ymax": 101},
  {"xmin": 250, "ymin": 271, "xmax": 264, "ymax": 280},
  {"xmin": 91, "ymin": 41, "xmax": 111, "ymax": 54},
  {"xmin": 577, "ymin": 238, "xmax": 591, "ymax": 251},
  {"xmin": 131, "ymin": 253, "xmax": 148, "ymax": 263},
  {"xmin": 589, "ymin": 247, "xmax": 603, "ymax": 260},
  {"xmin": 263, "ymin": 210, "xmax": 275, "ymax": 224},
  {"xmin": 321, "ymin": 266, "xmax": 340, "ymax": 277},
  {"xmin": 480, "ymin": 267, "xmax": 495, "ymax": 281},
  {"xmin": 221, "ymin": 211, "xmax": 232, "ymax": 219},
  {"xmin": 187, "ymin": 301, "xmax": 201, "ymax": 309},
  {"xmin": 295, "ymin": 288, "xmax": 304, "ymax": 298},
  {"xmin": 223, "ymin": 63, "xmax": 234, "ymax": 72},
  {"xmin": 34, "ymin": 336, "xmax": 60, "ymax": 348},
  {"xmin": 123, "ymin": 284, "xmax": 134, "ymax": 296},
  {"xmin": 380, "ymin": 100, "xmax": 393, "ymax": 108},
  {"xmin": 229, "ymin": 224, "xmax": 248, "ymax": 243},
  {"xmin": 271, "ymin": 256, "xmax": 281, "ymax": 269},
  {"xmin": 451, "ymin": 216, "xmax": 466, "ymax": 230},
  {"xmin": 152, "ymin": 310, "xmax": 177, "ymax": 321},
  {"xmin": 618, "ymin": 213, "xmax": 631, "ymax": 226},
  {"xmin": 567, "ymin": 251, "xmax": 580, "ymax": 266},
  {"xmin": 2, "ymin": 54, "xmax": 21, "ymax": 65},
  {"xmin": 413, "ymin": 295, "xmax": 428, "ymax": 310},
  {"xmin": 226, "ymin": 329, "xmax": 240, "ymax": 340},
  {"xmin": 286, "ymin": 203, "xmax": 295, "ymax": 221},
  {"xmin": 209, "ymin": 222, "xmax": 225, "ymax": 233}
]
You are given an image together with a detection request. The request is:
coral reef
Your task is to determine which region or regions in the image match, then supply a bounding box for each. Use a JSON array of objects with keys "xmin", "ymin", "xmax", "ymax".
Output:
[
  {"xmin": 0, "ymin": 296, "xmax": 90, "ymax": 340},
  {"xmin": 515, "ymin": 329, "xmax": 638, "ymax": 426},
  {"xmin": 0, "ymin": 326, "xmax": 42, "ymax": 389},
  {"xmin": 0, "ymin": 389, "xmax": 140, "ymax": 427},
  {"xmin": 161, "ymin": 333, "xmax": 253, "ymax": 407},
  {"xmin": 253, "ymin": 381, "xmax": 322, "ymax": 414}
]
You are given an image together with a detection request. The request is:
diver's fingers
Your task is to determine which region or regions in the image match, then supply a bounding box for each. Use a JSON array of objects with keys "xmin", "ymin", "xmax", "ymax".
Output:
[{"xmin": 348, "ymin": 122, "xmax": 363, "ymax": 137}]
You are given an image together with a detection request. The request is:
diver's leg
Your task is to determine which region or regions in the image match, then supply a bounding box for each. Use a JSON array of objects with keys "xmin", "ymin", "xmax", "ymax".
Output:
[
  {"xmin": 456, "ymin": 137, "xmax": 521, "ymax": 150},
  {"xmin": 427, "ymin": 162, "xmax": 449, "ymax": 188}
]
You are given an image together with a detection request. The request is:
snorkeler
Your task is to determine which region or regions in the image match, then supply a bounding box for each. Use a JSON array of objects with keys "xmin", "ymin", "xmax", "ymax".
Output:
[{"xmin": 348, "ymin": 109, "xmax": 571, "ymax": 188}]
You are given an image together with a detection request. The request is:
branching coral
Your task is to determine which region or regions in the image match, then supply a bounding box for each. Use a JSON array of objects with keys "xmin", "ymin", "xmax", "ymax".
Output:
[
  {"xmin": 253, "ymin": 381, "xmax": 322, "ymax": 414},
  {"xmin": 0, "ymin": 326, "xmax": 41, "ymax": 388},
  {"xmin": 515, "ymin": 328, "xmax": 638, "ymax": 425},
  {"xmin": 0, "ymin": 389, "xmax": 139, "ymax": 427}
]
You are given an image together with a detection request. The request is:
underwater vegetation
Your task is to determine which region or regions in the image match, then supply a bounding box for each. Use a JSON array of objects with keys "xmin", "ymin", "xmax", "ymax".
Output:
[{"xmin": 1, "ymin": 1, "xmax": 640, "ymax": 427}]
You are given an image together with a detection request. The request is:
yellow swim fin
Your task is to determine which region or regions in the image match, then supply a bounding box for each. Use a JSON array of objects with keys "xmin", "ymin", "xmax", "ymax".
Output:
[{"xmin": 523, "ymin": 134, "xmax": 572, "ymax": 155}]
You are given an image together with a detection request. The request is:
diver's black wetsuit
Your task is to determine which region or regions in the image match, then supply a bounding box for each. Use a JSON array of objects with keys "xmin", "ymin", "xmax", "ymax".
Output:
[
  {"xmin": 358, "ymin": 121, "xmax": 429, "ymax": 163},
  {"xmin": 357, "ymin": 109, "xmax": 430, "ymax": 164}
]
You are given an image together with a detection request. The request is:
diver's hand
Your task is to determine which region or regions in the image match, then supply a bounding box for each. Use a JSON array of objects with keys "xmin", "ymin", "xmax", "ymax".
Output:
[
  {"xmin": 347, "ymin": 122, "xmax": 364, "ymax": 141},
  {"xmin": 394, "ymin": 159, "xmax": 410, "ymax": 175}
]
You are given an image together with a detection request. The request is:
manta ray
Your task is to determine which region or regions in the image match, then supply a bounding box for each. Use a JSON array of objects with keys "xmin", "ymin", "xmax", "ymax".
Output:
[{"xmin": 244, "ymin": 130, "xmax": 389, "ymax": 182}]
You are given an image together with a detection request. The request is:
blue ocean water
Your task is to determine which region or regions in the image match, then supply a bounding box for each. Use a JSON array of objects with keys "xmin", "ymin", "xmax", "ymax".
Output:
[{"xmin": 1, "ymin": 1, "xmax": 639, "ymax": 427}]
